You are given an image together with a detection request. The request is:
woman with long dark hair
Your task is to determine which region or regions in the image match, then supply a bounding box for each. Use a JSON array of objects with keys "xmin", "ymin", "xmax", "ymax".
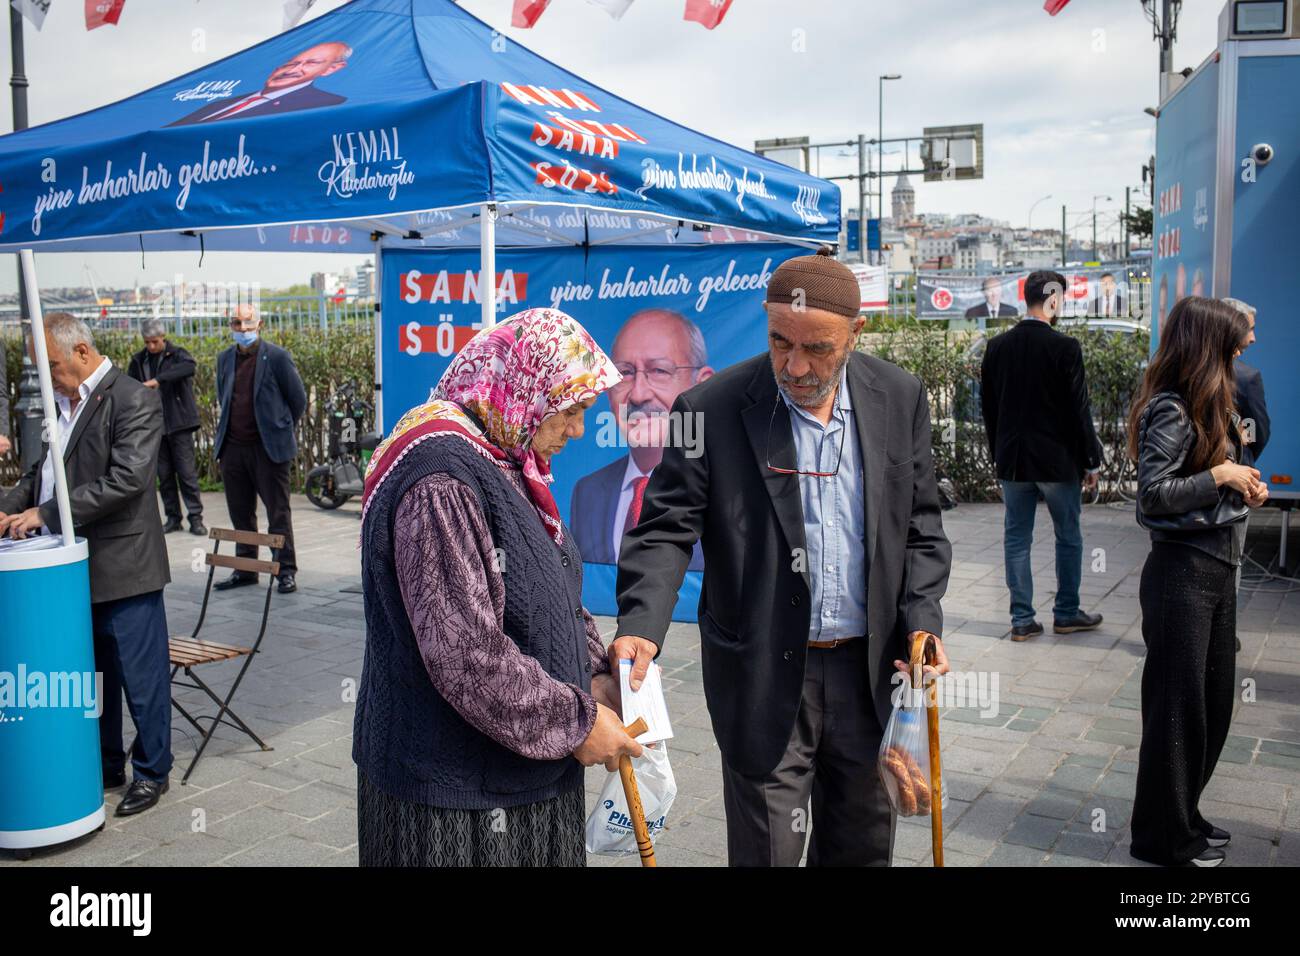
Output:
[{"xmin": 1127, "ymin": 296, "xmax": 1267, "ymax": 868}]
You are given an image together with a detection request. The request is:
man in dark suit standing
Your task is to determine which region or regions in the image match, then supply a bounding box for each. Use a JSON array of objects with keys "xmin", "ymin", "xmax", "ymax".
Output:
[
  {"xmin": 0, "ymin": 313, "xmax": 173, "ymax": 815},
  {"xmin": 128, "ymin": 319, "xmax": 205, "ymax": 536},
  {"xmin": 1223, "ymin": 298, "xmax": 1269, "ymax": 466},
  {"xmin": 1092, "ymin": 272, "xmax": 1125, "ymax": 319},
  {"xmin": 981, "ymin": 270, "xmax": 1104, "ymax": 641},
  {"xmin": 611, "ymin": 250, "xmax": 952, "ymax": 866},
  {"xmin": 964, "ymin": 276, "xmax": 1019, "ymax": 322},
  {"xmin": 168, "ymin": 42, "xmax": 350, "ymax": 126},
  {"xmin": 214, "ymin": 304, "xmax": 306, "ymax": 594}
]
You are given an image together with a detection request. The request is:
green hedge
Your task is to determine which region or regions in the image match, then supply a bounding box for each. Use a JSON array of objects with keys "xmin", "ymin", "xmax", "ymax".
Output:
[
  {"xmin": 3, "ymin": 321, "xmax": 1145, "ymax": 502},
  {"xmin": 2, "ymin": 327, "xmax": 374, "ymax": 490}
]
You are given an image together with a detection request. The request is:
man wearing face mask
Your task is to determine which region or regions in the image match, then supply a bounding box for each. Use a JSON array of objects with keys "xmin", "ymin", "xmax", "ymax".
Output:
[{"xmin": 214, "ymin": 304, "xmax": 307, "ymax": 594}]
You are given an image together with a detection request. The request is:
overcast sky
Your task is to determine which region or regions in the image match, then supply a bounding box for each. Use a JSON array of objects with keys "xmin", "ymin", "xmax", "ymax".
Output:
[{"xmin": 0, "ymin": 0, "xmax": 1222, "ymax": 293}]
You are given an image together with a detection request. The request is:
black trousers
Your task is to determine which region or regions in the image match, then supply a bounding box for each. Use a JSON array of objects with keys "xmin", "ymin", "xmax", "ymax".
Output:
[
  {"xmin": 157, "ymin": 428, "xmax": 203, "ymax": 524},
  {"xmin": 93, "ymin": 589, "xmax": 173, "ymax": 783},
  {"xmin": 719, "ymin": 640, "xmax": 894, "ymax": 866},
  {"xmin": 1131, "ymin": 542, "xmax": 1237, "ymax": 865},
  {"xmin": 219, "ymin": 440, "xmax": 297, "ymax": 575}
]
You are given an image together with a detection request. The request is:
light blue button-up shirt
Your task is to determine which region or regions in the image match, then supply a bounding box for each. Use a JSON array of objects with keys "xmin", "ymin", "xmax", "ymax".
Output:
[{"xmin": 779, "ymin": 369, "xmax": 868, "ymax": 642}]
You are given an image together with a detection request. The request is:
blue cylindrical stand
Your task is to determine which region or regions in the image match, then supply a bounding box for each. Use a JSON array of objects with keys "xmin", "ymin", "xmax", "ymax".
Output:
[{"xmin": 0, "ymin": 537, "xmax": 104, "ymax": 849}]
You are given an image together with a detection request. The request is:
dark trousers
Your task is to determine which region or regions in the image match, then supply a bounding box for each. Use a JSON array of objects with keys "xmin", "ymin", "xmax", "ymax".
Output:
[
  {"xmin": 1131, "ymin": 543, "xmax": 1237, "ymax": 865},
  {"xmin": 157, "ymin": 428, "xmax": 203, "ymax": 524},
  {"xmin": 92, "ymin": 589, "xmax": 174, "ymax": 784},
  {"xmin": 219, "ymin": 441, "xmax": 296, "ymax": 575},
  {"xmin": 720, "ymin": 640, "xmax": 894, "ymax": 866}
]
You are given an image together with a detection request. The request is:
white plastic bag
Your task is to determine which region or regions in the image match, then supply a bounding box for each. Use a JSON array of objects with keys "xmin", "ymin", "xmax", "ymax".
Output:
[
  {"xmin": 877, "ymin": 687, "xmax": 948, "ymax": 817},
  {"xmin": 584, "ymin": 744, "xmax": 676, "ymax": 856}
]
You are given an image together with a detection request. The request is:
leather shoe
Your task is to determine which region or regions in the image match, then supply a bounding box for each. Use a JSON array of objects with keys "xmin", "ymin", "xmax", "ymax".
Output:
[
  {"xmin": 1053, "ymin": 611, "xmax": 1103, "ymax": 634},
  {"xmin": 189, "ymin": 520, "xmax": 207, "ymax": 536},
  {"xmin": 214, "ymin": 571, "xmax": 258, "ymax": 591},
  {"xmin": 161, "ymin": 518, "xmax": 183, "ymax": 534},
  {"xmin": 277, "ymin": 573, "xmax": 297, "ymax": 594},
  {"xmin": 1010, "ymin": 621, "xmax": 1043, "ymax": 642},
  {"xmin": 103, "ymin": 769, "xmax": 126, "ymax": 789},
  {"xmin": 115, "ymin": 778, "xmax": 169, "ymax": 817}
]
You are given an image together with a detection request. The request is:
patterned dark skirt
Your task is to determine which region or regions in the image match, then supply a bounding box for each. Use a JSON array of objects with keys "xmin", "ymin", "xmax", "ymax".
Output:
[{"xmin": 357, "ymin": 771, "xmax": 587, "ymax": 867}]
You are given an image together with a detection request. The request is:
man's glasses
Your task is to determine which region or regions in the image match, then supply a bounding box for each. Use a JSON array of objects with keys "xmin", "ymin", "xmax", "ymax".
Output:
[
  {"xmin": 765, "ymin": 394, "xmax": 845, "ymax": 478},
  {"xmin": 612, "ymin": 363, "xmax": 700, "ymax": 389}
]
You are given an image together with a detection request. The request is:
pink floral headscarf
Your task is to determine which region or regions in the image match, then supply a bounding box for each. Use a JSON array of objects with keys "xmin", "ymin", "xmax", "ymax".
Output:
[{"xmin": 362, "ymin": 308, "xmax": 620, "ymax": 544}]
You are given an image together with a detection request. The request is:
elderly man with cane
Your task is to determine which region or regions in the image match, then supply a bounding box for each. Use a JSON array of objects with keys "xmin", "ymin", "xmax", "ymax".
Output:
[
  {"xmin": 612, "ymin": 249, "xmax": 952, "ymax": 866},
  {"xmin": 0, "ymin": 312, "xmax": 173, "ymax": 816}
]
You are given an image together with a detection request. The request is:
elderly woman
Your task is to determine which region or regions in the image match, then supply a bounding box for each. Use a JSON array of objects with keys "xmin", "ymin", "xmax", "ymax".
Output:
[{"xmin": 353, "ymin": 308, "xmax": 642, "ymax": 867}]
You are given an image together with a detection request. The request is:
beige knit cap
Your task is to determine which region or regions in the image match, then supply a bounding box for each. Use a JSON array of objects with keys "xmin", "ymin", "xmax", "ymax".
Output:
[{"xmin": 766, "ymin": 247, "xmax": 860, "ymax": 318}]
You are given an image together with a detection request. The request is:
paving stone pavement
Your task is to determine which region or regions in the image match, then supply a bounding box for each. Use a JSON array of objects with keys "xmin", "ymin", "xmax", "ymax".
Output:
[{"xmin": 4, "ymin": 491, "xmax": 1298, "ymax": 867}]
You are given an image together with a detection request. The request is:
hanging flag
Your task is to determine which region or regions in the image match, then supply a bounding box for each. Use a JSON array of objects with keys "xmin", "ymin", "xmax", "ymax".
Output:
[
  {"xmin": 283, "ymin": 0, "xmax": 317, "ymax": 30},
  {"xmin": 1043, "ymin": 0, "xmax": 1071, "ymax": 14},
  {"xmin": 84, "ymin": 0, "xmax": 124, "ymax": 30},
  {"xmin": 11, "ymin": 0, "xmax": 52, "ymax": 31},
  {"xmin": 683, "ymin": 0, "xmax": 733, "ymax": 30},
  {"xmin": 512, "ymin": 0, "xmax": 550, "ymax": 28},
  {"xmin": 586, "ymin": 0, "xmax": 634, "ymax": 20}
]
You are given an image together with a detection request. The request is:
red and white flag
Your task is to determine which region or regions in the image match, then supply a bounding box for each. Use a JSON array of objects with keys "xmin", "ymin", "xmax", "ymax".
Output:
[
  {"xmin": 684, "ymin": 0, "xmax": 733, "ymax": 30},
  {"xmin": 512, "ymin": 0, "xmax": 551, "ymax": 28},
  {"xmin": 1043, "ymin": 0, "xmax": 1071, "ymax": 15},
  {"xmin": 84, "ymin": 0, "xmax": 124, "ymax": 30},
  {"xmin": 586, "ymin": 0, "xmax": 634, "ymax": 20},
  {"xmin": 283, "ymin": 0, "xmax": 317, "ymax": 30},
  {"xmin": 11, "ymin": 0, "xmax": 52, "ymax": 31}
]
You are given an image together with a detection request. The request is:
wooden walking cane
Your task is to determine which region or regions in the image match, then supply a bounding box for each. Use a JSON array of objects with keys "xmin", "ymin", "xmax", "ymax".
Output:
[
  {"xmin": 910, "ymin": 632, "xmax": 944, "ymax": 867},
  {"xmin": 618, "ymin": 717, "xmax": 656, "ymax": 867}
]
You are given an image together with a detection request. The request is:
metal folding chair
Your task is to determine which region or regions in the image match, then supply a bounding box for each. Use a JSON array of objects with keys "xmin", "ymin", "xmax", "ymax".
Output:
[{"xmin": 169, "ymin": 528, "xmax": 284, "ymax": 784}]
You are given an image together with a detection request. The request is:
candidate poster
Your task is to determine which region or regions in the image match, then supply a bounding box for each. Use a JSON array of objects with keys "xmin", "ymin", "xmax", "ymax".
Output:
[
  {"xmin": 381, "ymin": 242, "xmax": 803, "ymax": 621},
  {"xmin": 916, "ymin": 268, "xmax": 1134, "ymax": 321}
]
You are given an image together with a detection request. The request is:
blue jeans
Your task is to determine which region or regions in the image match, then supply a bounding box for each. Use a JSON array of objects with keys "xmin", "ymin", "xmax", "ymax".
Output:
[{"xmin": 1001, "ymin": 480, "xmax": 1083, "ymax": 627}]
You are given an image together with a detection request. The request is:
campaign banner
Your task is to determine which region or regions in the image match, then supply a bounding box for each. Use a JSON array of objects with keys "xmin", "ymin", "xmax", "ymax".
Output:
[
  {"xmin": 848, "ymin": 263, "xmax": 888, "ymax": 312},
  {"xmin": 381, "ymin": 242, "xmax": 802, "ymax": 622},
  {"xmin": 916, "ymin": 268, "xmax": 1134, "ymax": 321}
]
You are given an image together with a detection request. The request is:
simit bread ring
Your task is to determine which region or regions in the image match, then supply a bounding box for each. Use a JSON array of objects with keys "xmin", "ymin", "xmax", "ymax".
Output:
[{"xmin": 882, "ymin": 746, "xmax": 918, "ymax": 815}]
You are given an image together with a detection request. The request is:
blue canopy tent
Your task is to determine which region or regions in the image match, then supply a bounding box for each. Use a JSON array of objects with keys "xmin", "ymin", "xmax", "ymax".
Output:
[{"xmin": 0, "ymin": 0, "xmax": 840, "ymax": 425}]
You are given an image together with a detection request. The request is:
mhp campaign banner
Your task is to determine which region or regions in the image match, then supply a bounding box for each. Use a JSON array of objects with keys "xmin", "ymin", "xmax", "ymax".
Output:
[{"xmin": 380, "ymin": 242, "xmax": 804, "ymax": 621}]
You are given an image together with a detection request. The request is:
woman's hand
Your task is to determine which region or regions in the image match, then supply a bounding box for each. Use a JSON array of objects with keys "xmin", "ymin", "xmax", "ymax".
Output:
[
  {"xmin": 1212, "ymin": 462, "xmax": 1263, "ymax": 497},
  {"xmin": 1245, "ymin": 481, "xmax": 1269, "ymax": 508},
  {"xmin": 573, "ymin": 703, "xmax": 643, "ymax": 772}
]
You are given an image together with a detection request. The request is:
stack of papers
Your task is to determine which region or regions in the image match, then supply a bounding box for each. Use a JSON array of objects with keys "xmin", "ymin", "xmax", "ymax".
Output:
[{"xmin": 619, "ymin": 659, "xmax": 674, "ymax": 745}]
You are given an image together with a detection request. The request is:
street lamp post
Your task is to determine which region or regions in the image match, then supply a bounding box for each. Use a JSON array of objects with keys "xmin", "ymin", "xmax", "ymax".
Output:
[
  {"xmin": 877, "ymin": 73, "xmax": 900, "ymax": 266},
  {"xmin": 1027, "ymin": 194, "xmax": 1052, "ymax": 230},
  {"xmin": 1092, "ymin": 194, "xmax": 1112, "ymax": 262},
  {"xmin": 8, "ymin": 6, "xmax": 41, "ymax": 472}
]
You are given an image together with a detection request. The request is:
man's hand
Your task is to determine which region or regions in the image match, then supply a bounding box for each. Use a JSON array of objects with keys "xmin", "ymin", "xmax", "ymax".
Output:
[
  {"xmin": 608, "ymin": 635, "xmax": 658, "ymax": 691},
  {"xmin": 572, "ymin": 702, "xmax": 644, "ymax": 772},
  {"xmin": 3, "ymin": 507, "xmax": 43, "ymax": 539},
  {"xmin": 1083, "ymin": 470, "xmax": 1099, "ymax": 493},
  {"xmin": 0, "ymin": 434, "xmax": 11, "ymax": 456},
  {"xmin": 892, "ymin": 631, "xmax": 950, "ymax": 683},
  {"xmin": 590, "ymin": 672, "xmax": 621, "ymax": 714},
  {"xmin": 143, "ymin": 379, "xmax": 159, "ymax": 389}
]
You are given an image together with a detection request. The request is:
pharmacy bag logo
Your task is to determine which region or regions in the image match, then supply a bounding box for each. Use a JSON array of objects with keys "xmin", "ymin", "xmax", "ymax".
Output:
[
  {"xmin": 793, "ymin": 185, "xmax": 828, "ymax": 226},
  {"xmin": 599, "ymin": 799, "xmax": 668, "ymax": 836}
]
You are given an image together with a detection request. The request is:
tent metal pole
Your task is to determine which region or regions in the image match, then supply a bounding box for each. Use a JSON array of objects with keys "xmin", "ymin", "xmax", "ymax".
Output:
[
  {"xmin": 372, "ymin": 236, "xmax": 384, "ymax": 432},
  {"xmin": 481, "ymin": 202, "xmax": 497, "ymax": 329},
  {"xmin": 19, "ymin": 249, "xmax": 76, "ymax": 548}
]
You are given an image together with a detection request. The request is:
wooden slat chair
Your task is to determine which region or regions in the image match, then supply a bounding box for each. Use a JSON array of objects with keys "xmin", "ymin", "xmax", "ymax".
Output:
[{"xmin": 169, "ymin": 528, "xmax": 284, "ymax": 784}]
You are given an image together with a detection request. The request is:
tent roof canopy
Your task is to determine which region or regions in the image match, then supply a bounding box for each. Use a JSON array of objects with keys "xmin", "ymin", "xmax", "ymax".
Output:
[{"xmin": 0, "ymin": 0, "xmax": 840, "ymax": 254}]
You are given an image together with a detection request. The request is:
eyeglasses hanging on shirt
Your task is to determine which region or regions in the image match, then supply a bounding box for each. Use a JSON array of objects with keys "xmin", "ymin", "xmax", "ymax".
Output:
[{"xmin": 764, "ymin": 394, "xmax": 846, "ymax": 478}]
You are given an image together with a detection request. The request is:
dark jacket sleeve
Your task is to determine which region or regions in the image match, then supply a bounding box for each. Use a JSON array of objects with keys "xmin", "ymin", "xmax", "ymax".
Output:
[
  {"xmin": 980, "ymin": 341, "xmax": 998, "ymax": 458},
  {"xmin": 276, "ymin": 350, "xmax": 308, "ymax": 423},
  {"xmin": 41, "ymin": 385, "xmax": 164, "ymax": 532},
  {"xmin": 154, "ymin": 346, "xmax": 196, "ymax": 384},
  {"xmin": 126, "ymin": 351, "xmax": 144, "ymax": 383},
  {"xmin": 1236, "ymin": 364, "xmax": 1270, "ymax": 460},
  {"xmin": 1063, "ymin": 337, "xmax": 1103, "ymax": 471},
  {"xmin": 0, "ymin": 452, "xmax": 39, "ymax": 515},
  {"xmin": 902, "ymin": 382, "xmax": 952, "ymax": 637},
  {"xmin": 1137, "ymin": 399, "xmax": 1220, "ymax": 517},
  {"xmin": 615, "ymin": 390, "xmax": 708, "ymax": 650}
]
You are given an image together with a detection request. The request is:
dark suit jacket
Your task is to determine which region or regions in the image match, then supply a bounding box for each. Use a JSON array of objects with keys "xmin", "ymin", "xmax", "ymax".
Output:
[
  {"xmin": 215, "ymin": 340, "xmax": 307, "ymax": 465},
  {"xmin": 964, "ymin": 302, "xmax": 1018, "ymax": 320},
  {"xmin": 615, "ymin": 352, "xmax": 952, "ymax": 777},
  {"xmin": 0, "ymin": 366, "xmax": 170, "ymax": 604},
  {"xmin": 981, "ymin": 318, "xmax": 1103, "ymax": 482},
  {"xmin": 1092, "ymin": 293, "xmax": 1125, "ymax": 318},
  {"xmin": 128, "ymin": 340, "xmax": 200, "ymax": 436},
  {"xmin": 1234, "ymin": 359, "xmax": 1270, "ymax": 466},
  {"xmin": 570, "ymin": 455, "xmax": 704, "ymax": 571},
  {"xmin": 167, "ymin": 85, "xmax": 346, "ymax": 126}
]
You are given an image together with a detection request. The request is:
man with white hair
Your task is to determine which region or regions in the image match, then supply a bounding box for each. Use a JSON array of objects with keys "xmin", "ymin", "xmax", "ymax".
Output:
[
  {"xmin": 0, "ymin": 312, "xmax": 173, "ymax": 816},
  {"xmin": 1223, "ymin": 297, "xmax": 1270, "ymax": 467},
  {"xmin": 128, "ymin": 319, "xmax": 205, "ymax": 535}
]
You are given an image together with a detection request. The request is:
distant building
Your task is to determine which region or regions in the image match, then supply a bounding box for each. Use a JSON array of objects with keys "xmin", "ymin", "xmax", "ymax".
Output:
[{"xmin": 891, "ymin": 172, "xmax": 915, "ymax": 224}]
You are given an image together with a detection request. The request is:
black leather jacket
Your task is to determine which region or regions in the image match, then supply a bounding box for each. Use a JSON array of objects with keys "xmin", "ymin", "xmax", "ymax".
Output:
[{"xmin": 1135, "ymin": 391, "xmax": 1248, "ymax": 565}]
